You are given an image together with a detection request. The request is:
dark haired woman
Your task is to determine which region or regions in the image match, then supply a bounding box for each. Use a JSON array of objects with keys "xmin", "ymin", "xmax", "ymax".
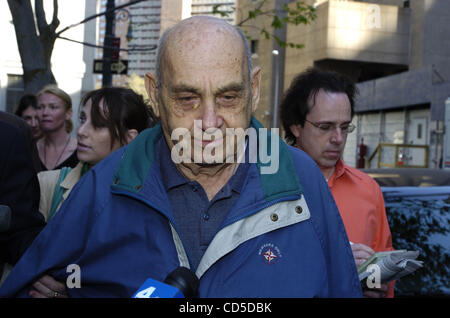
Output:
[
  {"xmin": 38, "ymin": 87, "xmax": 157, "ymax": 221},
  {"xmin": 15, "ymin": 94, "xmax": 42, "ymax": 140}
]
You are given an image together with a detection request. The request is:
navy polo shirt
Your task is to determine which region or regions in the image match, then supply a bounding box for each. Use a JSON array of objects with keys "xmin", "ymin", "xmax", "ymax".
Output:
[{"xmin": 158, "ymin": 138, "xmax": 250, "ymax": 271}]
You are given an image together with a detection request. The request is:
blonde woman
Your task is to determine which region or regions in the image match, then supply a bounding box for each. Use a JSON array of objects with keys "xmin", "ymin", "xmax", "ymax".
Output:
[{"xmin": 36, "ymin": 85, "xmax": 78, "ymax": 171}]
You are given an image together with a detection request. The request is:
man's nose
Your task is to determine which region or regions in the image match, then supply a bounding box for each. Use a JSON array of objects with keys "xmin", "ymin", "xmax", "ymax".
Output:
[
  {"xmin": 330, "ymin": 127, "xmax": 345, "ymax": 144},
  {"xmin": 201, "ymin": 100, "xmax": 222, "ymax": 131}
]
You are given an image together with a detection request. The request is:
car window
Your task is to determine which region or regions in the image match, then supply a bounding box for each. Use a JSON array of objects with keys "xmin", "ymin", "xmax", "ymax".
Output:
[{"xmin": 383, "ymin": 186, "xmax": 450, "ymax": 296}]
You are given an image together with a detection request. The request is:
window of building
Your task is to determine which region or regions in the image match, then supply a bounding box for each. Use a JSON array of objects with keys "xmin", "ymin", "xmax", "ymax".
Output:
[
  {"xmin": 6, "ymin": 74, "xmax": 24, "ymax": 113},
  {"xmin": 251, "ymin": 40, "xmax": 258, "ymax": 55}
]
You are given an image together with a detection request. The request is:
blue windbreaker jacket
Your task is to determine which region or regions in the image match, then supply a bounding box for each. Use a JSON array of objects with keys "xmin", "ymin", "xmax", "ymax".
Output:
[{"xmin": 0, "ymin": 118, "xmax": 362, "ymax": 297}]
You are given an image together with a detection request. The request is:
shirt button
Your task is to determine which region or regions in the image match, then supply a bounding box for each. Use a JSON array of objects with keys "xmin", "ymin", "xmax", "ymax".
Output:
[{"xmin": 203, "ymin": 213, "xmax": 210, "ymax": 221}]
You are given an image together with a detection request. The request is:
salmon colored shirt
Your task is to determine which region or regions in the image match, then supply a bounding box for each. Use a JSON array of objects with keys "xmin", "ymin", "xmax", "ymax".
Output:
[{"xmin": 328, "ymin": 159, "xmax": 394, "ymax": 297}]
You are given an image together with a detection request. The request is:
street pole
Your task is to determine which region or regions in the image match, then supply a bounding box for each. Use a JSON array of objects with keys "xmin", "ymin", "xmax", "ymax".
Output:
[
  {"xmin": 102, "ymin": 0, "xmax": 115, "ymax": 87},
  {"xmin": 271, "ymin": 50, "xmax": 280, "ymax": 129},
  {"xmin": 269, "ymin": 0, "xmax": 289, "ymax": 129}
]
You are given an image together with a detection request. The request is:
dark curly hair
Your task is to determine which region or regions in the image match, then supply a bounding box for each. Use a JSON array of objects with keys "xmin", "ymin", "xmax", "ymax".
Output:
[{"xmin": 280, "ymin": 68, "xmax": 357, "ymax": 145}]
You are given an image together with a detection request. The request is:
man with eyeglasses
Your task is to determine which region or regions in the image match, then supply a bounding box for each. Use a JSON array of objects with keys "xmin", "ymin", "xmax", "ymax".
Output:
[{"xmin": 280, "ymin": 68, "xmax": 394, "ymax": 298}]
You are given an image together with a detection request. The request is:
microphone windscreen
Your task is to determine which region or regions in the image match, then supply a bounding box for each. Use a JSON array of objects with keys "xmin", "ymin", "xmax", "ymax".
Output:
[{"xmin": 164, "ymin": 267, "xmax": 199, "ymax": 298}]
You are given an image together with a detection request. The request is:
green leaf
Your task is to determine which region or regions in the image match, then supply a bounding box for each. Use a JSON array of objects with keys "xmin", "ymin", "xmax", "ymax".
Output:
[
  {"xmin": 260, "ymin": 28, "xmax": 270, "ymax": 40},
  {"xmin": 271, "ymin": 16, "xmax": 284, "ymax": 29},
  {"xmin": 212, "ymin": 4, "xmax": 229, "ymax": 17}
]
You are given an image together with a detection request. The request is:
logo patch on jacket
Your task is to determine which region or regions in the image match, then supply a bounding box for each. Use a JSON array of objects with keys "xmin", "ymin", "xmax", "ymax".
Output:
[{"xmin": 258, "ymin": 243, "xmax": 282, "ymax": 264}]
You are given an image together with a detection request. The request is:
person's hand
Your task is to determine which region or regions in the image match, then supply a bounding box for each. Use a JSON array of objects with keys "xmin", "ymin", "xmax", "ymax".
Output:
[
  {"xmin": 363, "ymin": 282, "xmax": 388, "ymax": 298},
  {"xmin": 351, "ymin": 243, "xmax": 389, "ymax": 298},
  {"xmin": 351, "ymin": 243, "xmax": 374, "ymax": 267},
  {"xmin": 29, "ymin": 275, "xmax": 68, "ymax": 298}
]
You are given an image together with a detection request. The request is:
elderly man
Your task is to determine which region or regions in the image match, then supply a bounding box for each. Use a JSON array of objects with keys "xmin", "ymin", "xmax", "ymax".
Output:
[
  {"xmin": 0, "ymin": 17, "xmax": 361, "ymax": 297},
  {"xmin": 280, "ymin": 68, "xmax": 394, "ymax": 297}
]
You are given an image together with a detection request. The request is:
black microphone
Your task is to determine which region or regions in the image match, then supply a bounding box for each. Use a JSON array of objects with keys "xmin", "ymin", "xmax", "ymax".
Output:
[
  {"xmin": 132, "ymin": 266, "xmax": 199, "ymax": 298},
  {"xmin": 164, "ymin": 266, "xmax": 199, "ymax": 298},
  {"xmin": 0, "ymin": 205, "xmax": 11, "ymax": 232}
]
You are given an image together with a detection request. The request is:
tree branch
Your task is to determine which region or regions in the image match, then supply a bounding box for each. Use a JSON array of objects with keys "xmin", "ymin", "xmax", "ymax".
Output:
[
  {"xmin": 235, "ymin": 0, "xmax": 267, "ymax": 27},
  {"xmin": 56, "ymin": 35, "xmax": 157, "ymax": 52},
  {"xmin": 56, "ymin": 0, "xmax": 148, "ymax": 37},
  {"xmin": 50, "ymin": 0, "xmax": 60, "ymax": 33},
  {"xmin": 34, "ymin": 0, "xmax": 48, "ymax": 36}
]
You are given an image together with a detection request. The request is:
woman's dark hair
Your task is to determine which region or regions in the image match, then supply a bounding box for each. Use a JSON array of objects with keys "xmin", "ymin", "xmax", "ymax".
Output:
[
  {"xmin": 280, "ymin": 68, "xmax": 357, "ymax": 145},
  {"xmin": 80, "ymin": 87, "xmax": 157, "ymax": 148},
  {"xmin": 15, "ymin": 94, "xmax": 38, "ymax": 117}
]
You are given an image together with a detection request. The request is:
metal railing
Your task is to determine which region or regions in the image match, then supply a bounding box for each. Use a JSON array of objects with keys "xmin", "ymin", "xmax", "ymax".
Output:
[{"xmin": 367, "ymin": 143, "xmax": 429, "ymax": 168}]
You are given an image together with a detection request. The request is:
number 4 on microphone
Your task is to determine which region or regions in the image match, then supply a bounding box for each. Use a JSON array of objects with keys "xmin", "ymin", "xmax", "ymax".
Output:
[
  {"xmin": 134, "ymin": 286, "xmax": 157, "ymax": 298},
  {"xmin": 132, "ymin": 278, "xmax": 184, "ymax": 298}
]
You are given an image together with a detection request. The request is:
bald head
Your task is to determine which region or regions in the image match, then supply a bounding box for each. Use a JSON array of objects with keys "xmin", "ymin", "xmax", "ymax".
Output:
[
  {"xmin": 156, "ymin": 16, "xmax": 252, "ymax": 87},
  {"xmin": 145, "ymin": 16, "xmax": 262, "ymax": 174}
]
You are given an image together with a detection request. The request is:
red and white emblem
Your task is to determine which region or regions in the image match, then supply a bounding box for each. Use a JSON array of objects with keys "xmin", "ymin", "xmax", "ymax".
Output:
[
  {"xmin": 258, "ymin": 243, "xmax": 282, "ymax": 265},
  {"xmin": 263, "ymin": 248, "xmax": 278, "ymax": 264}
]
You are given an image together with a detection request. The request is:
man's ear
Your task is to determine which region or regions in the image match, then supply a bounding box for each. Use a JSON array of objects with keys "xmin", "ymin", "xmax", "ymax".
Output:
[
  {"xmin": 289, "ymin": 124, "xmax": 302, "ymax": 139},
  {"xmin": 250, "ymin": 66, "xmax": 262, "ymax": 113},
  {"xmin": 145, "ymin": 72, "xmax": 160, "ymax": 118},
  {"xmin": 124, "ymin": 129, "xmax": 139, "ymax": 145}
]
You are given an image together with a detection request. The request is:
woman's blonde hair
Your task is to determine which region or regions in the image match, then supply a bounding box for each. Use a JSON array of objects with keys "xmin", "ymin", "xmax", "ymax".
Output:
[{"xmin": 37, "ymin": 85, "xmax": 73, "ymax": 133}]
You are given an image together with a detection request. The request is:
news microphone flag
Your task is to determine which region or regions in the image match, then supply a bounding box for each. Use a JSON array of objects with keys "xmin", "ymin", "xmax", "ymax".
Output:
[{"xmin": 132, "ymin": 278, "xmax": 184, "ymax": 298}]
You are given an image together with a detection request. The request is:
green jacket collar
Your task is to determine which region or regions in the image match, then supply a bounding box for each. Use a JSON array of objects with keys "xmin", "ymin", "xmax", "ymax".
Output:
[{"xmin": 112, "ymin": 117, "xmax": 302, "ymax": 201}]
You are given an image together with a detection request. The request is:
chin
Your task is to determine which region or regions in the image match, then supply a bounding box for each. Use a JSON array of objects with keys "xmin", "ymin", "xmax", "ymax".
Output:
[
  {"xmin": 321, "ymin": 158, "xmax": 339, "ymax": 168},
  {"xmin": 77, "ymin": 154, "xmax": 89, "ymax": 163}
]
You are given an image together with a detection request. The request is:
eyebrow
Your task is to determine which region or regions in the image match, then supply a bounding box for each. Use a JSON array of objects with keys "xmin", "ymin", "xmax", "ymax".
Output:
[
  {"xmin": 216, "ymin": 83, "xmax": 245, "ymax": 95},
  {"xmin": 170, "ymin": 84, "xmax": 200, "ymax": 95},
  {"xmin": 170, "ymin": 82, "xmax": 245, "ymax": 95}
]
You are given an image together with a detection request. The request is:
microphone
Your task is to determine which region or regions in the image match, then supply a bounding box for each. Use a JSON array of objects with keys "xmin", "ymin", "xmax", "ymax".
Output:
[
  {"xmin": 132, "ymin": 266, "xmax": 199, "ymax": 298},
  {"xmin": 0, "ymin": 205, "xmax": 11, "ymax": 232}
]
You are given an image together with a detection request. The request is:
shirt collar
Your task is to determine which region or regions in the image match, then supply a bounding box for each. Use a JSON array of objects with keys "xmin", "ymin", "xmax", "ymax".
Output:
[
  {"xmin": 327, "ymin": 158, "xmax": 346, "ymax": 187},
  {"xmin": 159, "ymin": 138, "xmax": 190, "ymax": 191}
]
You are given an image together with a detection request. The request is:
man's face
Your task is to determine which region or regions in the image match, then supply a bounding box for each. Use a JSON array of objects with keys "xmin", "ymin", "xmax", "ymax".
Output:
[
  {"xmin": 291, "ymin": 89, "xmax": 352, "ymax": 173},
  {"xmin": 147, "ymin": 25, "xmax": 260, "ymax": 166}
]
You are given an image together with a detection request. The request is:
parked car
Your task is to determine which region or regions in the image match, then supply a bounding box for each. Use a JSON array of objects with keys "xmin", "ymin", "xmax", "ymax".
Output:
[{"xmin": 362, "ymin": 168, "xmax": 450, "ymax": 297}]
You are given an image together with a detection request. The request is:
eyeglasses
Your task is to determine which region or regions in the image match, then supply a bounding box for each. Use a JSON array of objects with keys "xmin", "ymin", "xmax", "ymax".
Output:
[{"xmin": 304, "ymin": 119, "xmax": 356, "ymax": 134}]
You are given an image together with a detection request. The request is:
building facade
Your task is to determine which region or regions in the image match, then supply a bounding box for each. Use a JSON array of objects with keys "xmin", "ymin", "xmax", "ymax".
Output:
[
  {"xmin": 237, "ymin": 0, "xmax": 450, "ymax": 169},
  {"xmin": 95, "ymin": 0, "xmax": 235, "ymax": 95},
  {"xmin": 191, "ymin": 0, "xmax": 236, "ymax": 24}
]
